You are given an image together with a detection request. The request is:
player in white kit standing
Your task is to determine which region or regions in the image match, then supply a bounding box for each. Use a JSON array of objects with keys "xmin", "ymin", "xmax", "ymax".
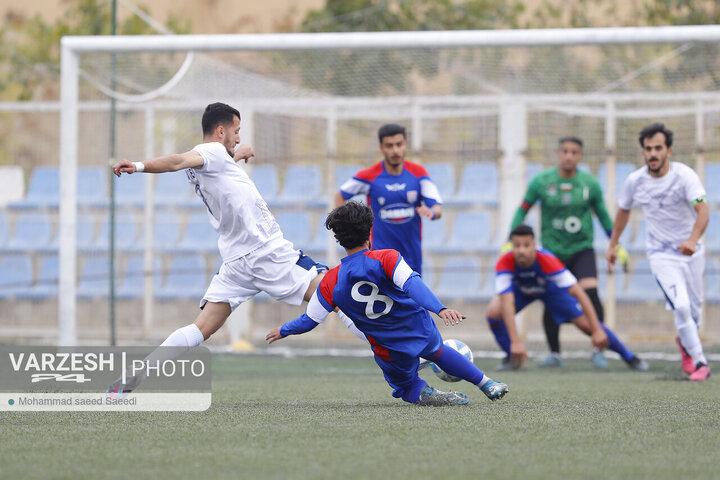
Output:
[
  {"xmin": 606, "ymin": 122, "xmax": 710, "ymax": 381},
  {"xmin": 107, "ymin": 102, "xmax": 361, "ymax": 396}
]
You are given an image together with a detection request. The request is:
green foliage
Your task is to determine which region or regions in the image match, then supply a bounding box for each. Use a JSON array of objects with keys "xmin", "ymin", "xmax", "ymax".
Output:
[{"xmin": 0, "ymin": 0, "xmax": 190, "ymax": 100}]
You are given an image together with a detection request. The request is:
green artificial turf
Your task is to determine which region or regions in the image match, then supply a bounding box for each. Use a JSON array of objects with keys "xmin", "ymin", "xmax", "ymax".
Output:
[{"xmin": 2, "ymin": 354, "xmax": 718, "ymax": 480}]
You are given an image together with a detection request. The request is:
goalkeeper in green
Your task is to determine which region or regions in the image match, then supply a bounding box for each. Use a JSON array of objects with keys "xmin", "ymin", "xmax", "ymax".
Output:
[{"xmin": 497, "ymin": 137, "xmax": 627, "ymax": 369}]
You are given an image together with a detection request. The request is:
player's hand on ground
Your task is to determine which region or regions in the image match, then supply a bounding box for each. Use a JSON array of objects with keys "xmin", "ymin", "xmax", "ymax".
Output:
[
  {"xmin": 233, "ymin": 144, "xmax": 255, "ymax": 163},
  {"xmin": 112, "ymin": 159, "xmax": 136, "ymax": 177},
  {"xmin": 265, "ymin": 327, "xmax": 285, "ymax": 344},
  {"xmin": 415, "ymin": 205, "xmax": 436, "ymax": 220},
  {"xmin": 510, "ymin": 341, "xmax": 528, "ymax": 368},
  {"xmin": 677, "ymin": 239, "xmax": 697, "ymax": 256},
  {"xmin": 590, "ymin": 327, "xmax": 609, "ymax": 350},
  {"xmin": 438, "ymin": 308, "xmax": 465, "ymax": 326}
]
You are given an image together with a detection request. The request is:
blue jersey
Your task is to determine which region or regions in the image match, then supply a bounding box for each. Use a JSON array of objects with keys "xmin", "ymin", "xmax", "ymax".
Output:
[
  {"xmin": 284, "ymin": 249, "xmax": 446, "ymax": 358},
  {"xmin": 495, "ymin": 249, "xmax": 577, "ymax": 297},
  {"xmin": 339, "ymin": 161, "xmax": 442, "ymax": 274}
]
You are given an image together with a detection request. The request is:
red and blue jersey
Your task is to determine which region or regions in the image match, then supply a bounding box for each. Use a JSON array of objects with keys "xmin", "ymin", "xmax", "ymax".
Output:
[
  {"xmin": 281, "ymin": 249, "xmax": 446, "ymax": 358},
  {"xmin": 339, "ymin": 161, "xmax": 442, "ymax": 274},
  {"xmin": 494, "ymin": 249, "xmax": 577, "ymax": 297}
]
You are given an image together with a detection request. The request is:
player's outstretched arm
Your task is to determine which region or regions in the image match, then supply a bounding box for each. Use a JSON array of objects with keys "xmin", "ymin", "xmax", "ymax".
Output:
[
  {"xmin": 266, "ymin": 313, "xmax": 321, "ymax": 344},
  {"xmin": 438, "ymin": 308, "xmax": 465, "ymax": 326},
  {"xmin": 112, "ymin": 151, "xmax": 204, "ymax": 176}
]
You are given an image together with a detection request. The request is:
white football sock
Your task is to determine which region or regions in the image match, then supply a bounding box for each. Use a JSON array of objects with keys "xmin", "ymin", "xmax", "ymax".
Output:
[
  {"xmin": 675, "ymin": 309, "xmax": 707, "ymax": 365},
  {"xmin": 160, "ymin": 324, "xmax": 205, "ymax": 347}
]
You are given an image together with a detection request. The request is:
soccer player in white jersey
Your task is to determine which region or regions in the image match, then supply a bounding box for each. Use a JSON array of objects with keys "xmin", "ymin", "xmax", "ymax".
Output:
[
  {"xmin": 606, "ymin": 122, "xmax": 710, "ymax": 381},
  {"xmin": 108, "ymin": 102, "xmax": 362, "ymax": 396}
]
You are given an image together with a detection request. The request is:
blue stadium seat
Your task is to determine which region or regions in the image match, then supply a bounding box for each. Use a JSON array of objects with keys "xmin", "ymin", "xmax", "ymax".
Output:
[
  {"xmin": 252, "ymin": 165, "xmax": 279, "ymax": 202},
  {"xmin": 616, "ymin": 258, "xmax": 663, "ymax": 303},
  {"xmin": 420, "ymin": 258, "xmax": 435, "ymax": 289},
  {"xmin": 77, "ymin": 256, "xmax": 111, "ymax": 299},
  {"xmin": 178, "ymin": 212, "xmax": 218, "ymax": 253},
  {"xmin": 76, "ymin": 214, "xmax": 97, "ymax": 251},
  {"xmin": 526, "ymin": 162, "xmax": 544, "ymax": 181},
  {"xmin": 0, "ymin": 212, "xmax": 9, "ymax": 248},
  {"xmin": 153, "ymin": 213, "xmax": 181, "ymax": 252},
  {"xmin": 114, "ymin": 172, "xmax": 146, "ymax": 207},
  {"xmin": 705, "ymin": 258, "xmax": 720, "ymax": 304},
  {"xmin": 117, "ymin": 256, "xmax": 163, "ymax": 299},
  {"xmin": 421, "ymin": 217, "xmax": 447, "ymax": 252},
  {"xmin": 598, "ymin": 162, "xmax": 636, "ymax": 198},
  {"xmin": 0, "ymin": 255, "xmax": 33, "ymax": 298},
  {"xmin": 434, "ymin": 257, "xmax": 483, "ymax": 301},
  {"xmin": 276, "ymin": 212, "xmax": 312, "ymax": 249},
  {"xmin": 442, "ymin": 212, "xmax": 496, "ymax": 253},
  {"xmin": 478, "ymin": 264, "xmax": 497, "ymax": 301},
  {"xmin": 424, "ymin": 163, "xmax": 455, "ymax": 203},
  {"xmin": 5, "ymin": 212, "xmax": 54, "ymax": 252},
  {"xmin": 705, "ymin": 164, "xmax": 720, "ymax": 205},
  {"xmin": 8, "ymin": 167, "xmax": 59, "ymax": 209},
  {"xmin": 704, "ymin": 212, "xmax": 720, "ymax": 253},
  {"xmin": 455, "ymin": 162, "xmax": 498, "ymax": 206},
  {"xmin": 77, "ymin": 167, "xmax": 108, "ymax": 207},
  {"xmin": 27, "ymin": 255, "xmax": 58, "ymax": 299},
  {"xmin": 156, "ymin": 256, "xmax": 207, "ymax": 300},
  {"xmin": 278, "ymin": 165, "xmax": 325, "ymax": 207},
  {"xmin": 155, "ymin": 171, "xmax": 195, "ymax": 208},
  {"xmin": 94, "ymin": 214, "xmax": 140, "ymax": 252},
  {"xmin": 335, "ymin": 164, "xmax": 367, "ymax": 204},
  {"xmin": 309, "ymin": 217, "xmax": 334, "ymax": 254}
]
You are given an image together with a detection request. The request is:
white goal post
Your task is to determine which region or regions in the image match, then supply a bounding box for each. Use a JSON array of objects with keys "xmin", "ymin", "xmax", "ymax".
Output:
[{"xmin": 59, "ymin": 26, "xmax": 720, "ymax": 346}]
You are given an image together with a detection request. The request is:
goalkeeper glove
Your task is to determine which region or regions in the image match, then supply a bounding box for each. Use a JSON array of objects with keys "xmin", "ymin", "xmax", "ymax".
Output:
[
  {"xmin": 616, "ymin": 245, "xmax": 629, "ymax": 272},
  {"xmin": 500, "ymin": 241, "xmax": 513, "ymax": 255}
]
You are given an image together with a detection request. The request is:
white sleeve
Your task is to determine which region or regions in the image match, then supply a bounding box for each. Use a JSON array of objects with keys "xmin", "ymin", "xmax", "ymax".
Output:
[
  {"xmin": 617, "ymin": 175, "xmax": 635, "ymax": 210},
  {"xmin": 192, "ymin": 143, "xmax": 228, "ymax": 173},
  {"xmin": 683, "ymin": 167, "xmax": 706, "ymax": 203},
  {"xmin": 340, "ymin": 177, "xmax": 370, "ymax": 197},
  {"xmin": 392, "ymin": 258, "xmax": 414, "ymax": 289},
  {"xmin": 495, "ymin": 272, "xmax": 513, "ymax": 295},
  {"xmin": 306, "ymin": 291, "xmax": 331, "ymax": 324},
  {"xmin": 420, "ymin": 177, "xmax": 443, "ymax": 204},
  {"xmin": 548, "ymin": 269, "xmax": 577, "ymax": 289}
]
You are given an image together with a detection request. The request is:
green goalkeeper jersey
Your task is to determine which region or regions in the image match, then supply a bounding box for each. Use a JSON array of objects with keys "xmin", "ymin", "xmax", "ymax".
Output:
[{"xmin": 511, "ymin": 167, "xmax": 613, "ymax": 261}]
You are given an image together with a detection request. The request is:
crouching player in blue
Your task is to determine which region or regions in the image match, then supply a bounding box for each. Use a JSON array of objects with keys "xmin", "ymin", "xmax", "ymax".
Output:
[
  {"xmin": 266, "ymin": 202, "xmax": 509, "ymax": 405},
  {"xmin": 487, "ymin": 224, "xmax": 649, "ymax": 371}
]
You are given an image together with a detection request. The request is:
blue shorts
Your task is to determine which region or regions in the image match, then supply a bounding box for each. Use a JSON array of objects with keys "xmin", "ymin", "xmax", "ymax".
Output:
[
  {"xmin": 514, "ymin": 286, "xmax": 583, "ymax": 325},
  {"xmin": 372, "ymin": 327, "xmax": 443, "ymax": 402}
]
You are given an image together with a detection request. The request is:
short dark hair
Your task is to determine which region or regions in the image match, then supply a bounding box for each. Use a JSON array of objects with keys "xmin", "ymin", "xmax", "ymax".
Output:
[
  {"xmin": 378, "ymin": 123, "xmax": 406, "ymax": 143},
  {"xmin": 325, "ymin": 202, "xmax": 374, "ymax": 250},
  {"xmin": 202, "ymin": 102, "xmax": 240, "ymax": 137},
  {"xmin": 558, "ymin": 136, "xmax": 583, "ymax": 149},
  {"xmin": 510, "ymin": 224, "xmax": 535, "ymax": 239},
  {"xmin": 638, "ymin": 122, "xmax": 673, "ymax": 148}
]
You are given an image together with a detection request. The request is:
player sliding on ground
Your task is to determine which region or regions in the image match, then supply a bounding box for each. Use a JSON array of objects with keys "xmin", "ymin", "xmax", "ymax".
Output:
[
  {"xmin": 267, "ymin": 202, "xmax": 509, "ymax": 405},
  {"xmin": 487, "ymin": 224, "xmax": 649, "ymax": 371}
]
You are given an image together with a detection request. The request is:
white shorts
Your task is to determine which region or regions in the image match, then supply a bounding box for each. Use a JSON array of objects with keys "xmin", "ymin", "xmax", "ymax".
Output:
[
  {"xmin": 649, "ymin": 248, "xmax": 705, "ymax": 321},
  {"xmin": 200, "ymin": 238, "xmax": 323, "ymax": 311}
]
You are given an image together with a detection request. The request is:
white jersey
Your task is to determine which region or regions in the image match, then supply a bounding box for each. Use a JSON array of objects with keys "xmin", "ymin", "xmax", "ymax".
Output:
[
  {"xmin": 187, "ymin": 142, "xmax": 282, "ymax": 261},
  {"xmin": 618, "ymin": 162, "xmax": 705, "ymax": 259}
]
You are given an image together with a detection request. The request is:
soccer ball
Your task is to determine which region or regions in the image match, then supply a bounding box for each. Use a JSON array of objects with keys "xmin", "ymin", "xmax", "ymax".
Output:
[{"xmin": 430, "ymin": 339, "xmax": 474, "ymax": 382}]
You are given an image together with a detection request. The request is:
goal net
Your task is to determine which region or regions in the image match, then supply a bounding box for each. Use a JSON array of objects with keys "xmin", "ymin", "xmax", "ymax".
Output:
[{"xmin": 49, "ymin": 27, "xmax": 720, "ymax": 346}]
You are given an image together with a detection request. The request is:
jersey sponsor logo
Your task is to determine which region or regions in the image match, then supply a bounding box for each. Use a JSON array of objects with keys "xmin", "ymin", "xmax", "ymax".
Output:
[
  {"xmin": 385, "ymin": 182, "xmax": 407, "ymax": 192},
  {"xmin": 547, "ymin": 184, "xmax": 557, "ymax": 196},
  {"xmin": 560, "ymin": 183, "xmax": 573, "ymax": 191},
  {"xmin": 379, "ymin": 203, "xmax": 414, "ymax": 223}
]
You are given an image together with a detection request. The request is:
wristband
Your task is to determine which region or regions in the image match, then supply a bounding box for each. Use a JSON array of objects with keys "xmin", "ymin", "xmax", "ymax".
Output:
[{"xmin": 132, "ymin": 162, "xmax": 145, "ymax": 172}]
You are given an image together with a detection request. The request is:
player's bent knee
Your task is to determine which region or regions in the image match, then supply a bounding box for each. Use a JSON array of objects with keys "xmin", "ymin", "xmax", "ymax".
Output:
[
  {"xmin": 486, "ymin": 296, "xmax": 502, "ymax": 318},
  {"xmin": 194, "ymin": 301, "xmax": 231, "ymax": 339}
]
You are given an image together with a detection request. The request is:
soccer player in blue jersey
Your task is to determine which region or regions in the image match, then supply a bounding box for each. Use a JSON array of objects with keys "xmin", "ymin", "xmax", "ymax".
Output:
[
  {"xmin": 487, "ymin": 224, "xmax": 649, "ymax": 371},
  {"xmin": 267, "ymin": 202, "xmax": 509, "ymax": 405},
  {"xmin": 333, "ymin": 124, "xmax": 443, "ymax": 275}
]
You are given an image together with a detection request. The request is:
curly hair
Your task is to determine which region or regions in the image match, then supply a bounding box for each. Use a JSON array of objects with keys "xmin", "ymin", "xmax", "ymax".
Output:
[
  {"xmin": 638, "ymin": 122, "xmax": 673, "ymax": 148},
  {"xmin": 325, "ymin": 201, "xmax": 374, "ymax": 250}
]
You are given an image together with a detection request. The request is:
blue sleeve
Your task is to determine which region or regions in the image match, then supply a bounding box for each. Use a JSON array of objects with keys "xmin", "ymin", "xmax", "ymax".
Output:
[
  {"xmin": 403, "ymin": 274, "xmax": 446, "ymax": 315},
  {"xmin": 280, "ymin": 313, "xmax": 320, "ymax": 337}
]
